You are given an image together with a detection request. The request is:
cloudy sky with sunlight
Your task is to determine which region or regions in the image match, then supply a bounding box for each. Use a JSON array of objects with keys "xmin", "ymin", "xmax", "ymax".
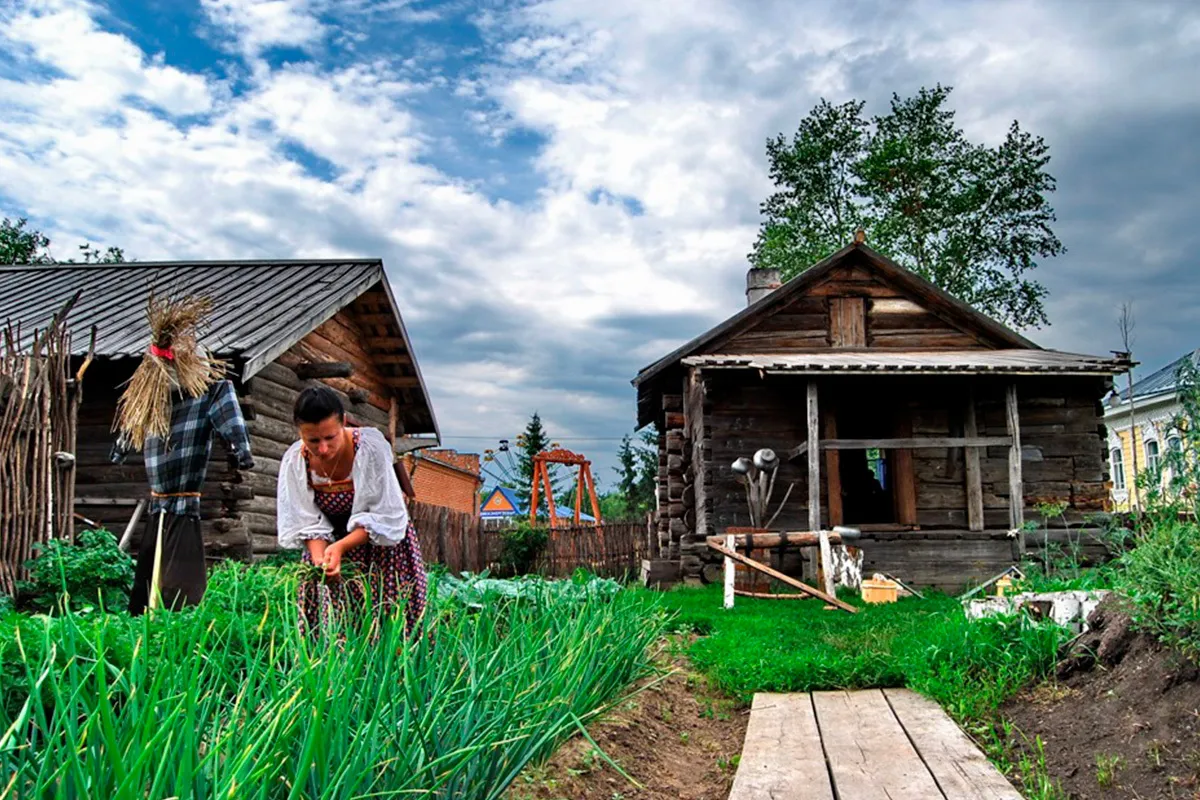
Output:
[{"xmin": 2, "ymin": 0, "xmax": 1199, "ymax": 485}]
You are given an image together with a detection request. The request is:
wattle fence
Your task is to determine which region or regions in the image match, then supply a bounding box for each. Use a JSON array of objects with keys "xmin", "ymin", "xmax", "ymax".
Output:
[{"xmin": 407, "ymin": 501, "xmax": 653, "ymax": 580}]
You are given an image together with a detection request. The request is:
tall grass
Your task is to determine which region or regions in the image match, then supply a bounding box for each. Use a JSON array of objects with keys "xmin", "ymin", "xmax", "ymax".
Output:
[{"xmin": 0, "ymin": 565, "xmax": 663, "ymax": 799}]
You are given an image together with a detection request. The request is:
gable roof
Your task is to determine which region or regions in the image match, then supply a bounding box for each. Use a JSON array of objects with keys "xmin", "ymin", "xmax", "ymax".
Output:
[
  {"xmin": 481, "ymin": 486, "xmax": 523, "ymax": 517},
  {"xmin": 0, "ymin": 259, "xmax": 438, "ymax": 435},
  {"xmin": 632, "ymin": 240, "xmax": 1125, "ymax": 427},
  {"xmin": 1112, "ymin": 348, "xmax": 1200, "ymax": 404}
]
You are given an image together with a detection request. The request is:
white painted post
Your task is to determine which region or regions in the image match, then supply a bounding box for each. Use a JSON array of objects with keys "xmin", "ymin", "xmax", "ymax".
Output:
[
  {"xmin": 818, "ymin": 528, "xmax": 836, "ymax": 598},
  {"xmin": 723, "ymin": 533, "xmax": 735, "ymax": 609}
]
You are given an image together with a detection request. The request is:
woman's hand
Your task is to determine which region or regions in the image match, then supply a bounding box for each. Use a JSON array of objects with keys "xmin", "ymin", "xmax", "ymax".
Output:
[
  {"xmin": 306, "ymin": 539, "xmax": 328, "ymax": 568},
  {"xmin": 323, "ymin": 542, "xmax": 344, "ymax": 579}
]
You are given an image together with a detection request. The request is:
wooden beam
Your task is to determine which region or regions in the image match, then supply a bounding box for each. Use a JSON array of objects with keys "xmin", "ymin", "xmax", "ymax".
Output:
[
  {"xmin": 894, "ymin": 414, "xmax": 917, "ymax": 526},
  {"xmin": 294, "ymin": 361, "xmax": 353, "ymax": 379},
  {"xmin": 709, "ymin": 542, "xmax": 857, "ymax": 613},
  {"xmin": 824, "ymin": 412, "xmax": 842, "ymax": 527},
  {"xmin": 384, "ymin": 376, "xmax": 421, "ymax": 388},
  {"xmin": 821, "ymin": 436, "xmax": 1012, "ymax": 450},
  {"xmin": 348, "ymin": 388, "xmax": 370, "ymax": 404},
  {"xmin": 707, "ymin": 530, "xmax": 860, "ymax": 549},
  {"xmin": 807, "ymin": 381, "xmax": 821, "ymax": 537},
  {"xmin": 964, "ymin": 389, "xmax": 984, "ymax": 532},
  {"xmin": 1006, "ymin": 383, "xmax": 1025, "ymax": 547},
  {"xmin": 787, "ymin": 441, "xmax": 808, "ymax": 462}
]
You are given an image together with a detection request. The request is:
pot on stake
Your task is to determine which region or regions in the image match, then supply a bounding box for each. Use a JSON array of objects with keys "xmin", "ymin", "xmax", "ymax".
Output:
[{"xmin": 731, "ymin": 449, "xmax": 792, "ymax": 528}]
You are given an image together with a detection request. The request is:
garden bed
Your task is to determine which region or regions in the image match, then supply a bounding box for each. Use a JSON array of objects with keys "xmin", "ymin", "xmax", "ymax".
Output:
[
  {"xmin": 506, "ymin": 640, "xmax": 748, "ymax": 800},
  {"xmin": 1001, "ymin": 596, "xmax": 1200, "ymax": 799}
]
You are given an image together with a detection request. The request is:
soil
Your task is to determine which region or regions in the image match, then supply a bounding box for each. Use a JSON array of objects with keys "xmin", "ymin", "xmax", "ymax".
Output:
[
  {"xmin": 1001, "ymin": 596, "xmax": 1200, "ymax": 799},
  {"xmin": 505, "ymin": 638, "xmax": 749, "ymax": 800}
]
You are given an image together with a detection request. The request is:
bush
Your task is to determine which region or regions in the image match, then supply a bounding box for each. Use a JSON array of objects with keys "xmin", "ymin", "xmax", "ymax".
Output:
[
  {"xmin": 498, "ymin": 519, "xmax": 549, "ymax": 575},
  {"xmin": 1112, "ymin": 518, "xmax": 1200, "ymax": 656},
  {"xmin": 16, "ymin": 528, "xmax": 134, "ymax": 614}
]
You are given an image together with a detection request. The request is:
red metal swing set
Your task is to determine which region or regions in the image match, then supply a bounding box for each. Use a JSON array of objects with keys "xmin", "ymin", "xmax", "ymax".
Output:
[{"xmin": 529, "ymin": 448, "xmax": 603, "ymax": 527}]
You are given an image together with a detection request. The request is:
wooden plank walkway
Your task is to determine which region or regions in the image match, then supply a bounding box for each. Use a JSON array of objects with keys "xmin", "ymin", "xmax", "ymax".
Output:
[{"xmin": 728, "ymin": 689, "xmax": 1022, "ymax": 800}]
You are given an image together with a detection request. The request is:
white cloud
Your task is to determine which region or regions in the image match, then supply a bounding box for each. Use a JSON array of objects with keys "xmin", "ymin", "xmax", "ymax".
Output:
[{"xmin": 3, "ymin": 0, "xmax": 1200, "ymax": 481}]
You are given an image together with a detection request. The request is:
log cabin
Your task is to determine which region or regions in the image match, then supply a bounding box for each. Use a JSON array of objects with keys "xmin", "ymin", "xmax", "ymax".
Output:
[
  {"xmin": 0, "ymin": 259, "xmax": 439, "ymax": 560},
  {"xmin": 633, "ymin": 239, "xmax": 1130, "ymax": 591}
]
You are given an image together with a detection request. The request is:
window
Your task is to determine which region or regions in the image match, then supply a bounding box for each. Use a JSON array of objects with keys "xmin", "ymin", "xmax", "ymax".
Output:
[
  {"xmin": 1111, "ymin": 448, "xmax": 1125, "ymax": 490},
  {"xmin": 1146, "ymin": 440, "xmax": 1161, "ymax": 474},
  {"xmin": 1169, "ymin": 436, "xmax": 1182, "ymax": 453}
]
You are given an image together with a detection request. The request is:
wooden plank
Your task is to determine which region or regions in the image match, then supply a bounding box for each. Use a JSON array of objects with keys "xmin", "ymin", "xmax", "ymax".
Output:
[
  {"xmin": 822, "ymin": 436, "xmax": 1011, "ymax": 450},
  {"xmin": 813, "ymin": 690, "xmax": 945, "ymax": 800},
  {"xmin": 706, "ymin": 531, "xmax": 858, "ymax": 548},
  {"xmin": 807, "ymin": 381, "xmax": 821, "ymax": 546},
  {"xmin": 708, "ymin": 542, "xmax": 856, "ymax": 612},
  {"xmin": 964, "ymin": 391, "xmax": 984, "ymax": 532},
  {"xmin": 894, "ymin": 416, "xmax": 918, "ymax": 527},
  {"xmin": 883, "ymin": 689, "xmax": 1023, "ymax": 799},
  {"xmin": 830, "ymin": 297, "xmax": 866, "ymax": 347},
  {"xmin": 824, "ymin": 412, "xmax": 842, "ymax": 527},
  {"xmin": 1006, "ymin": 384, "xmax": 1025, "ymax": 546},
  {"xmin": 728, "ymin": 693, "xmax": 834, "ymax": 800}
]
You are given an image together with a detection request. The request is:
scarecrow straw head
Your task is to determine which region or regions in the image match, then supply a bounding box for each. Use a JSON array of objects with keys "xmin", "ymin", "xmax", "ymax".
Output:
[{"xmin": 113, "ymin": 292, "xmax": 227, "ymax": 450}]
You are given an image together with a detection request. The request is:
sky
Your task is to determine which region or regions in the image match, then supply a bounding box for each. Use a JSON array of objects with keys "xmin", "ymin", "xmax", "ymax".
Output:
[{"xmin": 2, "ymin": 0, "xmax": 1199, "ymax": 490}]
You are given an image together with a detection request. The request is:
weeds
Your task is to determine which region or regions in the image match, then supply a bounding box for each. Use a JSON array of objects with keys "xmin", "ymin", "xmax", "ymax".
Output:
[{"xmin": 1095, "ymin": 753, "xmax": 1124, "ymax": 787}]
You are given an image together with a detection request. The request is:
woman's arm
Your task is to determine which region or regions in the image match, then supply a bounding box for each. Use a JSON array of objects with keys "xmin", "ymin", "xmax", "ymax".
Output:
[
  {"xmin": 277, "ymin": 442, "xmax": 334, "ymax": 549},
  {"xmin": 322, "ymin": 527, "xmax": 369, "ymax": 577}
]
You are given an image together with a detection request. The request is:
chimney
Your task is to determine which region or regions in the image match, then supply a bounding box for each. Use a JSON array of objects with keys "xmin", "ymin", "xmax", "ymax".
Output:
[{"xmin": 746, "ymin": 267, "xmax": 782, "ymax": 306}]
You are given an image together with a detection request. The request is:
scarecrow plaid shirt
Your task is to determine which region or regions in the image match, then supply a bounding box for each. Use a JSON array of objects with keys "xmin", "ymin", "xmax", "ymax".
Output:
[{"xmin": 111, "ymin": 379, "xmax": 254, "ymax": 517}]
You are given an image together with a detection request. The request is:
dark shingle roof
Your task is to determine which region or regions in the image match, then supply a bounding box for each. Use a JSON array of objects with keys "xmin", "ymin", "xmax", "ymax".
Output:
[
  {"xmin": 0, "ymin": 260, "xmax": 381, "ymax": 369},
  {"xmin": 1118, "ymin": 348, "xmax": 1200, "ymax": 402}
]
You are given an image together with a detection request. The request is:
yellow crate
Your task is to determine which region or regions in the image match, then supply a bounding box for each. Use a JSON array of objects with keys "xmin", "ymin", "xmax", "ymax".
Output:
[{"xmin": 861, "ymin": 578, "xmax": 899, "ymax": 604}]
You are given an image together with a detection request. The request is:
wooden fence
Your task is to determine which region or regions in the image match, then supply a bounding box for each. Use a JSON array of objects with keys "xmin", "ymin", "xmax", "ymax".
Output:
[{"xmin": 407, "ymin": 501, "xmax": 652, "ymax": 580}]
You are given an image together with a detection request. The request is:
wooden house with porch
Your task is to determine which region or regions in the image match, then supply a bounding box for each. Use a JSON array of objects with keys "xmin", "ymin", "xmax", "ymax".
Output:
[
  {"xmin": 0, "ymin": 259, "xmax": 439, "ymax": 561},
  {"xmin": 633, "ymin": 239, "xmax": 1128, "ymax": 591}
]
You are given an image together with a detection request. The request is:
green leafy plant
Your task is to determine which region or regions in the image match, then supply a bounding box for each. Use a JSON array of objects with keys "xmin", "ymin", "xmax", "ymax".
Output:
[
  {"xmin": 16, "ymin": 528, "xmax": 134, "ymax": 614},
  {"xmin": 1095, "ymin": 753, "xmax": 1124, "ymax": 787},
  {"xmin": 499, "ymin": 519, "xmax": 550, "ymax": 575}
]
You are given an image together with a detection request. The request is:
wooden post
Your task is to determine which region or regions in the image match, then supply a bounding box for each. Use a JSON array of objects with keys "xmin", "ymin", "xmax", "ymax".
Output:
[
  {"xmin": 529, "ymin": 461, "xmax": 541, "ymax": 526},
  {"xmin": 1005, "ymin": 383, "xmax": 1025, "ymax": 553},
  {"xmin": 807, "ymin": 381, "xmax": 821, "ymax": 583},
  {"xmin": 818, "ymin": 528, "xmax": 836, "ymax": 599},
  {"xmin": 723, "ymin": 532, "xmax": 735, "ymax": 609},
  {"xmin": 824, "ymin": 413, "xmax": 842, "ymax": 527},
  {"xmin": 964, "ymin": 389, "xmax": 984, "ymax": 532},
  {"xmin": 893, "ymin": 415, "xmax": 917, "ymax": 526}
]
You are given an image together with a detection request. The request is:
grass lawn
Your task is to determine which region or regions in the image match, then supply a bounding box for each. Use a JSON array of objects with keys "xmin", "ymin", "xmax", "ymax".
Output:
[{"xmin": 654, "ymin": 583, "xmax": 1067, "ymax": 723}]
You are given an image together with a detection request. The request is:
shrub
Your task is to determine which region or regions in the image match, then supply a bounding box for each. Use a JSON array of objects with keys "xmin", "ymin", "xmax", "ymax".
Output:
[
  {"xmin": 16, "ymin": 528, "xmax": 134, "ymax": 614},
  {"xmin": 498, "ymin": 519, "xmax": 549, "ymax": 575}
]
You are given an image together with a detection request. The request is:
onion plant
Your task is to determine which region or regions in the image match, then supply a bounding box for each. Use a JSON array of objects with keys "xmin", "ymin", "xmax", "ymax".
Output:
[{"xmin": 0, "ymin": 566, "xmax": 663, "ymax": 799}]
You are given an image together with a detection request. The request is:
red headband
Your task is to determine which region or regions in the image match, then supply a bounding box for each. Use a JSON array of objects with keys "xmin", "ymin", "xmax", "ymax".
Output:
[{"xmin": 149, "ymin": 343, "xmax": 175, "ymax": 360}]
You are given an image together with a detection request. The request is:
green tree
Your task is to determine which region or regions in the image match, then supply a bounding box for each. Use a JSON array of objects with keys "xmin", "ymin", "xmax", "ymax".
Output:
[
  {"xmin": 1, "ymin": 216, "xmax": 125, "ymax": 264},
  {"xmin": 513, "ymin": 411, "xmax": 564, "ymax": 511},
  {"xmin": 612, "ymin": 428, "xmax": 658, "ymax": 518},
  {"xmin": 751, "ymin": 85, "xmax": 1063, "ymax": 329}
]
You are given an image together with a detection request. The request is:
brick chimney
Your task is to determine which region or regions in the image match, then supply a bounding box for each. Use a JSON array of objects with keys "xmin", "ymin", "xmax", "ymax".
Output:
[{"xmin": 746, "ymin": 267, "xmax": 782, "ymax": 306}]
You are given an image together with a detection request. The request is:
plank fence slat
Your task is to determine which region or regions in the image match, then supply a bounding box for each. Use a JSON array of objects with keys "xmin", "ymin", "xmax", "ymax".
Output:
[
  {"xmin": 728, "ymin": 693, "xmax": 834, "ymax": 800},
  {"xmin": 883, "ymin": 689, "xmax": 1023, "ymax": 800},
  {"xmin": 813, "ymin": 689, "xmax": 946, "ymax": 800}
]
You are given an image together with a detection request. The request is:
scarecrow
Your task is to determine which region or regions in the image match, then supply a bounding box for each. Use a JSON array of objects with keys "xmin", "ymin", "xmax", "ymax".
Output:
[{"xmin": 111, "ymin": 293, "xmax": 254, "ymax": 615}]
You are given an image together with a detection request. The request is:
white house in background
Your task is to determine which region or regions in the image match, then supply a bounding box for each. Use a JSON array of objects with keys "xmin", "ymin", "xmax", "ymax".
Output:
[{"xmin": 1103, "ymin": 348, "xmax": 1199, "ymax": 510}]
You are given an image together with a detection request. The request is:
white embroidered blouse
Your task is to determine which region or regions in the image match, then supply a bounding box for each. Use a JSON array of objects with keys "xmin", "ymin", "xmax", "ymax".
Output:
[{"xmin": 276, "ymin": 426, "xmax": 409, "ymax": 549}]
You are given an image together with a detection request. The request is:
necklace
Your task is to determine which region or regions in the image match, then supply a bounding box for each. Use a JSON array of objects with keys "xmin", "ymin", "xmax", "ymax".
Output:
[{"xmin": 311, "ymin": 431, "xmax": 351, "ymax": 480}]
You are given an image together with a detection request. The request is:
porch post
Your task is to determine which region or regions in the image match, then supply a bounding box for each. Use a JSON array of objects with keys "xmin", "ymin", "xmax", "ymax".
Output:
[
  {"xmin": 1005, "ymin": 383, "xmax": 1026, "ymax": 555},
  {"xmin": 964, "ymin": 387, "xmax": 985, "ymax": 532},
  {"xmin": 807, "ymin": 381, "xmax": 821, "ymax": 582}
]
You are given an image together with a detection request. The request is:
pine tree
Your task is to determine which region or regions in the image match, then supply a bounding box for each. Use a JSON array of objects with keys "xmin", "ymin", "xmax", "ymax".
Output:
[{"xmin": 514, "ymin": 411, "xmax": 563, "ymax": 511}]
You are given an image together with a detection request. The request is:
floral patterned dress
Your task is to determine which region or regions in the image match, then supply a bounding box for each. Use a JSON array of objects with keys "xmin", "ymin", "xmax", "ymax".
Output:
[{"xmin": 296, "ymin": 429, "xmax": 428, "ymax": 638}]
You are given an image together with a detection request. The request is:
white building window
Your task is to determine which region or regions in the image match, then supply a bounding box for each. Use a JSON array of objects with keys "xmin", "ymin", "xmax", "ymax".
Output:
[
  {"xmin": 1146, "ymin": 439, "xmax": 1161, "ymax": 474},
  {"xmin": 1111, "ymin": 448, "xmax": 1126, "ymax": 490},
  {"xmin": 1168, "ymin": 436, "xmax": 1182, "ymax": 453}
]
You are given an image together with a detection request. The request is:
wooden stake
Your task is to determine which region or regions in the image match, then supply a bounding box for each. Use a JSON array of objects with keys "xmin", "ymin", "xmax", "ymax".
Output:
[
  {"xmin": 148, "ymin": 510, "xmax": 165, "ymax": 611},
  {"xmin": 723, "ymin": 532, "xmax": 735, "ymax": 609},
  {"xmin": 806, "ymin": 381, "xmax": 820, "ymax": 583},
  {"xmin": 1006, "ymin": 384, "xmax": 1025, "ymax": 552}
]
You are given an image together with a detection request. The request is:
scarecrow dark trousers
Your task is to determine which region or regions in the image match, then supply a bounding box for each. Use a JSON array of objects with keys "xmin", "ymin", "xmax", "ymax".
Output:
[{"xmin": 128, "ymin": 512, "xmax": 207, "ymax": 615}]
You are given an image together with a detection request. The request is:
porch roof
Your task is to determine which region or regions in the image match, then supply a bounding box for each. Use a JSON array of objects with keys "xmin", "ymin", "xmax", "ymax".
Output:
[{"xmin": 683, "ymin": 349, "xmax": 1129, "ymax": 376}]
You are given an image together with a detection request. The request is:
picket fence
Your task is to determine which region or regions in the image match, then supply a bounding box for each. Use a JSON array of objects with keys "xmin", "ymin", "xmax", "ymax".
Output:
[{"xmin": 407, "ymin": 501, "xmax": 652, "ymax": 580}]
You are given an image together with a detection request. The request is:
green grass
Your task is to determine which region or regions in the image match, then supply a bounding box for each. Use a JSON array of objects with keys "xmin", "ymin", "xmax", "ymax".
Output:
[
  {"xmin": 656, "ymin": 585, "xmax": 1067, "ymax": 720},
  {"xmin": 0, "ymin": 563, "xmax": 664, "ymax": 799}
]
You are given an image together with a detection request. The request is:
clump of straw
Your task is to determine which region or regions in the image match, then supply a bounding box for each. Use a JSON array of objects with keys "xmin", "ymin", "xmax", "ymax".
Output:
[{"xmin": 113, "ymin": 293, "xmax": 226, "ymax": 450}]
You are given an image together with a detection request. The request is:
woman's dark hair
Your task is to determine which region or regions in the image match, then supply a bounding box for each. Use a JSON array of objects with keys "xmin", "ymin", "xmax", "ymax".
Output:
[{"xmin": 294, "ymin": 385, "xmax": 345, "ymax": 424}]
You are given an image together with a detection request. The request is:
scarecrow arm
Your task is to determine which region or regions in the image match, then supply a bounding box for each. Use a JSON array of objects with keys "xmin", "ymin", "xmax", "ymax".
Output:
[{"xmin": 208, "ymin": 380, "xmax": 254, "ymax": 470}]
